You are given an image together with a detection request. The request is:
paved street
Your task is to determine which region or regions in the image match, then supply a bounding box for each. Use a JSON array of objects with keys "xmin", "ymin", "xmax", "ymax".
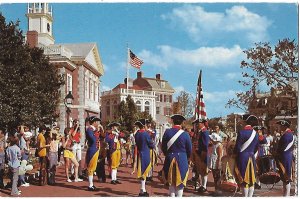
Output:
[{"xmin": 0, "ymin": 157, "xmax": 296, "ymax": 197}]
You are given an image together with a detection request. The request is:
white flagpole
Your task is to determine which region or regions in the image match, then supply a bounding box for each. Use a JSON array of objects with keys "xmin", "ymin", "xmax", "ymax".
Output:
[{"xmin": 126, "ymin": 44, "xmax": 130, "ymax": 97}]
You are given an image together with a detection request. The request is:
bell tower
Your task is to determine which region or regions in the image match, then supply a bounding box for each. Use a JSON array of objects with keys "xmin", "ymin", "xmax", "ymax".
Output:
[{"xmin": 26, "ymin": 3, "xmax": 55, "ymax": 46}]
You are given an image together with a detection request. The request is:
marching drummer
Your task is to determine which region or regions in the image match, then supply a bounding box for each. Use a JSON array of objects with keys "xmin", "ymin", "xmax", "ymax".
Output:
[
  {"xmin": 275, "ymin": 119, "xmax": 294, "ymax": 197},
  {"xmin": 254, "ymin": 126, "xmax": 267, "ymax": 190},
  {"xmin": 234, "ymin": 114, "xmax": 259, "ymax": 197},
  {"xmin": 161, "ymin": 114, "xmax": 192, "ymax": 197}
]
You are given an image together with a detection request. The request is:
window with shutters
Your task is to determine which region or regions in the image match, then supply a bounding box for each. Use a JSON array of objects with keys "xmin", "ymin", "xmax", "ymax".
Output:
[
  {"xmin": 136, "ymin": 100, "xmax": 141, "ymax": 112},
  {"xmin": 145, "ymin": 101, "xmax": 150, "ymax": 114}
]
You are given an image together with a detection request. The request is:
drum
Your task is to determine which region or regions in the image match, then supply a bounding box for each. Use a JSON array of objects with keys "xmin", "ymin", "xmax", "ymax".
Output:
[
  {"xmin": 219, "ymin": 160, "xmax": 238, "ymax": 192},
  {"xmin": 258, "ymin": 155, "xmax": 280, "ymax": 184}
]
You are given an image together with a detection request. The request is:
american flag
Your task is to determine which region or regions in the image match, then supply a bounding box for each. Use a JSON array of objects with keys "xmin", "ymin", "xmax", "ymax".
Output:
[
  {"xmin": 129, "ymin": 50, "xmax": 144, "ymax": 69},
  {"xmin": 195, "ymin": 70, "xmax": 207, "ymax": 120}
]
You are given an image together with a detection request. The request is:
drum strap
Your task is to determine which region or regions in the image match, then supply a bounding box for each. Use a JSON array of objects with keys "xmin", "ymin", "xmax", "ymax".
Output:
[
  {"xmin": 167, "ymin": 129, "xmax": 184, "ymax": 150},
  {"xmin": 240, "ymin": 130, "xmax": 256, "ymax": 152},
  {"xmin": 284, "ymin": 135, "xmax": 294, "ymax": 152}
]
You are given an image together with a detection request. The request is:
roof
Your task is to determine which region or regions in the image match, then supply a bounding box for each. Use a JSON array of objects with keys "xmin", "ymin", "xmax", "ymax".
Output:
[
  {"xmin": 143, "ymin": 78, "xmax": 175, "ymax": 92},
  {"xmin": 113, "ymin": 84, "xmax": 143, "ymax": 91},
  {"xmin": 60, "ymin": 43, "xmax": 96, "ymax": 58}
]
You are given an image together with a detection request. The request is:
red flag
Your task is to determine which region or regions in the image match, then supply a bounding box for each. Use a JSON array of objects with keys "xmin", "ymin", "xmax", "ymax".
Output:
[
  {"xmin": 129, "ymin": 50, "xmax": 143, "ymax": 69},
  {"xmin": 195, "ymin": 70, "xmax": 207, "ymax": 120}
]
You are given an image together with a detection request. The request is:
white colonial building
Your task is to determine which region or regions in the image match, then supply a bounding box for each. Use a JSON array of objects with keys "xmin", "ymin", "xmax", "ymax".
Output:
[
  {"xmin": 25, "ymin": 3, "xmax": 104, "ymax": 143},
  {"xmin": 101, "ymin": 72, "xmax": 175, "ymax": 139}
]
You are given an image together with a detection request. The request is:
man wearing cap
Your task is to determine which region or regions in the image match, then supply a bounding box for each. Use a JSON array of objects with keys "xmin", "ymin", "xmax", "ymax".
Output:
[
  {"xmin": 194, "ymin": 118, "xmax": 210, "ymax": 194},
  {"xmin": 234, "ymin": 114, "xmax": 259, "ymax": 197},
  {"xmin": 134, "ymin": 119, "xmax": 154, "ymax": 197},
  {"xmin": 105, "ymin": 122, "xmax": 122, "ymax": 185},
  {"xmin": 162, "ymin": 114, "xmax": 192, "ymax": 197},
  {"xmin": 85, "ymin": 116, "xmax": 101, "ymax": 191},
  {"xmin": 276, "ymin": 119, "xmax": 294, "ymax": 196}
]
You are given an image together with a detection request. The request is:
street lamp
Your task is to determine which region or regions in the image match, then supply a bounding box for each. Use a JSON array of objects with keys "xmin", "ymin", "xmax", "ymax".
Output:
[{"xmin": 65, "ymin": 91, "xmax": 74, "ymax": 128}]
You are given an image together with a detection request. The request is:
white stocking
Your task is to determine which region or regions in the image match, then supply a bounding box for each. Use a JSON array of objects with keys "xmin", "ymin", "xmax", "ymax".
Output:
[
  {"xmin": 176, "ymin": 187, "xmax": 184, "ymax": 197},
  {"xmin": 88, "ymin": 175, "xmax": 93, "ymax": 187},
  {"xmin": 140, "ymin": 179, "xmax": 146, "ymax": 193},
  {"xmin": 169, "ymin": 185, "xmax": 176, "ymax": 197},
  {"xmin": 202, "ymin": 175, "xmax": 208, "ymax": 188},
  {"xmin": 248, "ymin": 186, "xmax": 254, "ymax": 197}
]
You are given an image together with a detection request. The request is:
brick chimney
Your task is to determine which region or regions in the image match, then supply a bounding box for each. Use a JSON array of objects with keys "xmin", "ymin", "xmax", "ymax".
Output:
[
  {"xmin": 137, "ymin": 71, "xmax": 143, "ymax": 79},
  {"xmin": 26, "ymin": 31, "xmax": 38, "ymax": 48},
  {"xmin": 156, "ymin": 74, "xmax": 161, "ymax": 80}
]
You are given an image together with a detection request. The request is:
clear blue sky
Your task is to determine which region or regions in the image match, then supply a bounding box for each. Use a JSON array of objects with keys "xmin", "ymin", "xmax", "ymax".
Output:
[{"xmin": 0, "ymin": 2, "xmax": 298, "ymax": 118}]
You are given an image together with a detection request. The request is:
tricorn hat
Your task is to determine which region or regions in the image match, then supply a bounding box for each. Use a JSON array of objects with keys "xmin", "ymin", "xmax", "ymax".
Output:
[
  {"xmin": 276, "ymin": 119, "xmax": 291, "ymax": 127},
  {"xmin": 108, "ymin": 122, "xmax": 121, "ymax": 128},
  {"xmin": 170, "ymin": 114, "xmax": 186, "ymax": 121},
  {"xmin": 253, "ymin": 126, "xmax": 265, "ymax": 131},
  {"xmin": 89, "ymin": 116, "xmax": 101, "ymax": 123},
  {"xmin": 135, "ymin": 119, "xmax": 147, "ymax": 126}
]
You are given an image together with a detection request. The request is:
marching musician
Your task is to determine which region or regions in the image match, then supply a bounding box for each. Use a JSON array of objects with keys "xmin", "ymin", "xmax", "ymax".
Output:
[
  {"xmin": 85, "ymin": 116, "xmax": 101, "ymax": 191},
  {"xmin": 105, "ymin": 122, "xmax": 122, "ymax": 185},
  {"xmin": 96, "ymin": 124, "xmax": 107, "ymax": 183},
  {"xmin": 162, "ymin": 114, "xmax": 192, "ymax": 197},
  {"xmin": 194, "ymin": 118, "xmax": 210, "ymax": 194},
  {"xmin": 134, "ymin": 119, "xmax": 154, "ymax": 197},
  {"xmin": 234, "ymin": 114, "xmax": 259, "ymax": 197},
  {"xmin": 276, "ymin": 119, "xmax": 294, "ymax": 196},
  {"xmin": 254, "ymin": 126, "xmax": 267, "ymax": 190},
  {"xmin": 145, "ymin": 119, "xmax": 156, "ymax": 182}
]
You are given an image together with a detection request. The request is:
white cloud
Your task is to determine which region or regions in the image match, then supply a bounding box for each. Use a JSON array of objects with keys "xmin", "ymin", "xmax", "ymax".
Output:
[
  {"xmin": 162, "ymin": 5, "xmax": 272, "ymax": 44},
  {"xmin": 204, "ymin": 90, "xmax": 238, "ymax": 103},
  {"xmin": 225, "ymin": 72, "xmax": 240, "ymax": 80},
  {"xmin": 173, "ymin": 86, "xmax": 185, "ymax": 98},
  {"xmin": 140, "ymin": 45, "xmax": 243, "ymax": 69},
  {"xmin": 101, "ymin": 85, "xmax": 111, "ymax": 92}
]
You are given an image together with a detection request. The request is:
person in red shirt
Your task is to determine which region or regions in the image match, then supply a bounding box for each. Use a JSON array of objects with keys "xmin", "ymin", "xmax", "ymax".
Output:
[{"xmin": 69, "ymin": 119, "xmax": 83, "ymax": 178}]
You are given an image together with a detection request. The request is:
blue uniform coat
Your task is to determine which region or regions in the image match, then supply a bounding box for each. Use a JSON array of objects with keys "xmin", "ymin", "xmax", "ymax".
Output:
[
  {"xmin": 85, "ymin": 126, "xmax": 100, "ymax": 176},
  {"xmin": 277, "ymin": 130, "xmax": 294, "ymax": 182},
  {"xmin": 135, "ymin": 129, "xmax": 154, "ymax": 180},
  {"xmin": 162, "ymin": 126, "xmax": 192, "ymax": 188},
  {"xmin": 234, "ymin": 125, "xmax": 259, "ymax": 185}
]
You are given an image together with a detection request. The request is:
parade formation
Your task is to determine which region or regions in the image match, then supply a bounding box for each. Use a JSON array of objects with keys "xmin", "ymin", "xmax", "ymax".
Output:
[{"xmin": 0, "ymin": 2, "xmax": 298, "ymax": 198}]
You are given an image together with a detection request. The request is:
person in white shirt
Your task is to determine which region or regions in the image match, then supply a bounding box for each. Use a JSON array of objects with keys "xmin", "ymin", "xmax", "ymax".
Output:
[{"xmin": 215, "ymin": 126, "xmax": 228, "ymax": 142}]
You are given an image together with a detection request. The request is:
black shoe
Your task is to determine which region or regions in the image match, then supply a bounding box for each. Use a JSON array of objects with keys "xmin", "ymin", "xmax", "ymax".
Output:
[
  {"xmin": 138, "ymin": 192, "xmax": 149, "ymax": 197},
  {"xmin": 111, "ymin": 180, "xmax": 117, "ymax": 185},
  {"xmin": 146, "ymin": 177, "xmax": 153, "ymax": 182},
  {"xmin": 70, "ymin": 175, "xmax": 75, "ymax": 180},
  {"xmin": 88, "ymin": 186, "xmax": 97, "ymax": 191},
  {"xmin": 115, "ymin": 180, "xmax": 121, "ymax": 184},
  {"xmin": 198, "ymin": 186, "xmax": 207, "ymax": 193},
  {"xmin": 255, "ymin": 183, "xmax": 261, "ymax": 190}
]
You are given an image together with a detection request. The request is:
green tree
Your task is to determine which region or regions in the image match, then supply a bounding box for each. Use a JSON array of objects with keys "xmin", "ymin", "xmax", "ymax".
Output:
[
  {"xmin": 227, "ymin": 38, "xmax": 298, "ymax": 111},
  {"xmin": 176, "ymin": 91, "xmax": 195, "ymax": 119},
  {"xmin": 0, "ymin": 13, "xmax": 64, "ymax": 131}
]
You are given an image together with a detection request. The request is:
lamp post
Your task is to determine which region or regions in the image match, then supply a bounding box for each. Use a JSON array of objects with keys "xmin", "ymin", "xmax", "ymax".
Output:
[{"xmin": 64, "ymin": 91, "xmax": 74, "ymax": 129}]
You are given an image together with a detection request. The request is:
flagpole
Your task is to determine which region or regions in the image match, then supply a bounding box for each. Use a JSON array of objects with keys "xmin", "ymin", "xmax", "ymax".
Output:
[{"xmin": 126, "ymin": 43, "xmax": 130, "ymax": 97}]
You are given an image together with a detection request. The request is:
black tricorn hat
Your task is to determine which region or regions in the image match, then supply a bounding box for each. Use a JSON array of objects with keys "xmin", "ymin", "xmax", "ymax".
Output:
[
  {"xmin": 135, "ymin": 119, "xmax": 147, "ymax": 126},
  {"xmin": 276, "ymin": 119, "xmax": 291, "ymax": 127},
  {"xmin": 89, "ymin": 116, "xmax": 101, "ymax": 123},
  {"xmin": 108, "ymin": 122, "xmax": 121, "ymax": 128},
  {"xmin": 253, "ymin": 126, "xmax": 265, "ymax": 131},
  {"xmin": 145, "ymin": 119, "xmax": 151, "ymax": 124},
  {"xmin": 192, "ymin": 118, "xmax": 207, "ymax": 124},
  {"xmin": 170, "ymin": 114, "xmax": 186, "ymax": 121}
]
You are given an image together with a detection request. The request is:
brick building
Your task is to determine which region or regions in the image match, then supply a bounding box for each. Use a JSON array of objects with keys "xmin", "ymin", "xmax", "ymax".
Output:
[{"xmin": 26, "ymin": 3, "xmax": 104, "ymax": 143}]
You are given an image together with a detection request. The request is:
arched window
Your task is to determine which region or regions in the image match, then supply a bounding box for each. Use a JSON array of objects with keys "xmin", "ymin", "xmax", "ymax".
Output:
[{"xmin": 145, "ymin": 101, "xmax": 150, "ymax": 114}]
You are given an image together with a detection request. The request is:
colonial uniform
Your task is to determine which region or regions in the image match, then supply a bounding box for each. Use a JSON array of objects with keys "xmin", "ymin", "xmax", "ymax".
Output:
[
  {"xmin": 146, "ymin": 127, "xmax": 157, "ymax": 181},
  {"xmin": 276, "ymin": 119, "xmax": 294, "ymax": 196},
  {"xmin": 197, "ymin": 126, "xmax": 210, "ymax": 177},
  {"xmin": 162, "ymin": 114, "xmax": 192, "ymax": 197},
  {"xmin": 134, "ymin": 119, "xmax": 154, "ymax": 197},
  {"xmin": 162, "ymin": 125, "xmax": 192, "ymax": 189},
  {"xmin": 85, "ymin": 116, "xmax": 101, "ymax": 191},
  {"xmin": 105, "ymin": 122, "xmax": 122, "ymax": 184}
]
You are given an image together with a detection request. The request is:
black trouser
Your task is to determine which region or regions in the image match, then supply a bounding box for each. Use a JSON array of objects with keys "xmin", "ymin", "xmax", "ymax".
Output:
[
  {"xmin": 96, "ymin": 156, "xmax": 106, "ymax": 182},
  {"xmin": 0, "ymin": 165, "xmax": 4, "ymax": 187},
  {"xmin": 57, "ymin": 146, "xmax": 64, "ymax": 163}
]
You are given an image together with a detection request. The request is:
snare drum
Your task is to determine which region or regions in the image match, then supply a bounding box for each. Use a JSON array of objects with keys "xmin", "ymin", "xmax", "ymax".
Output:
[
  {"xmin": 219, "ymin": 157, "xmax": 238, "ymax": 192},
  {"xmin": 257, "ymin": 155, "xmax": 280, "ymax": 184}
]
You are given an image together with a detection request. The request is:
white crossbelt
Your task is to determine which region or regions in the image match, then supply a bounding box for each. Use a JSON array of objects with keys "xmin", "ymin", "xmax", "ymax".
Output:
[
  {"xmin": 240, "ymin": 129, "xmax": 256, "ymax": 152},
  {"xmin": 167, "ymin": 129, "xmax": 184, "ymax": 150},
  {"xmin": 284, "ymin": 135, "xmax": 294, "ymax": 152}
]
